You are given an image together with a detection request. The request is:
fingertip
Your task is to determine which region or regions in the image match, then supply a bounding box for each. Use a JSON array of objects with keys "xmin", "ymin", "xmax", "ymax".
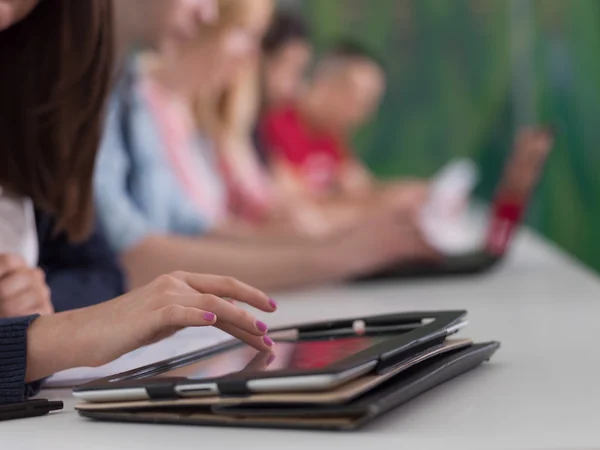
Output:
[
  {"xmin": 256, "ymin": 320, "xmax": 269, "ymax": 334},
  {"xmin": 263, "ymin": 335, "xmax": 274, "ymax": 348},
  {"xmin": 203, "ymin": 312, "xmax": 217, "ymax": 324},
  {"xmin": 268, "ymin": 298, "xmax": 278, "ymax": 311}
]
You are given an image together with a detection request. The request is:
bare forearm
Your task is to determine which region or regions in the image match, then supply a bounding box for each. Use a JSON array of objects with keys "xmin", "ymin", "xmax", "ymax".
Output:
[
  {"xmin": 122, "ymin": 235, "xmax": 345, "ymax": 292},
  {"xmin": 210, "ymin": 221, "xmax": 310, "ymax": 245}
]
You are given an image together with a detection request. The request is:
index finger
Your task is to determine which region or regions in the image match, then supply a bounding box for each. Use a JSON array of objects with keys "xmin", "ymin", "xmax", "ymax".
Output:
[
  {"xmin": 0, "ymin": 253, "xmax": 27, "ymax": 278},
  {"xmin": 241, "ymin": 350, "xmax": 276, "ymax": 374},
  {"xmin": 176, "ymin": 273, "xmax": 277, "ymax": 313}
]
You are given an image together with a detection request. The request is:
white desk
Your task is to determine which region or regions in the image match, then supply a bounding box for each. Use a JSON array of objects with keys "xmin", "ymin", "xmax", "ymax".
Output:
[{"xmin": 3, "ymin": 230, "xmax": 600, "ymax": 450}]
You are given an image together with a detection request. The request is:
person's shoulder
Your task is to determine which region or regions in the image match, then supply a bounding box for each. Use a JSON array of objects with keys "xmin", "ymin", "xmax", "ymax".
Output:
[{"xmin": 107, "ymin": 55, "xmax": 145, "ymax": 113}]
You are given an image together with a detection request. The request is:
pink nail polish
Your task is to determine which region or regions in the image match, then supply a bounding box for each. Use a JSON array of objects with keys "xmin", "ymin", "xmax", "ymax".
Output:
[
  {"xmin": 269, "ymin": 298, "xmax": 278, "ymax": 310},
  {"xmin": 256, "ymin": 321, "xmax": 268, "ymax": 333},
  {"xmin": 267, "ymin": 354, "xmax": 276, "ymax": 365},
  {"xmin": 263, "ymin": 336, "xmax": 274, "ymax": 347},
  {"xmin": 203, "ymin": 312, "xmax": 215, "ymax": 322}
]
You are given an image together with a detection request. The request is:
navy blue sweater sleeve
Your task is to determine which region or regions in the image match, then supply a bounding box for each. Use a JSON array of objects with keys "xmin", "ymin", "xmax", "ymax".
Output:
[
  {"xmin": 0, "ymin": 315, "xmax": 41, "ymax": 404},
  {"xmin": 36, "ymin": 213, "xmax": 126, "ymax": 313}
]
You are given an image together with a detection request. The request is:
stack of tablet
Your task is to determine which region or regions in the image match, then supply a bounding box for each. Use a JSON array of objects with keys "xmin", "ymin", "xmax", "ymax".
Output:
[{"xmin": 75, "ymin": 311, "xmax": 499, "ymax": 431}]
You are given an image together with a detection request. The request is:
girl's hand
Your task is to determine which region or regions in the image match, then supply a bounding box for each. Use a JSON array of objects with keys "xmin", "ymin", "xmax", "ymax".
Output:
[
  {"xmin": 0, "ymin": 254, "xmax": 53, "ymax": 318},
  {"xmin": 26, "ymin": 272, "xmax": 277, "ymax": 382}
]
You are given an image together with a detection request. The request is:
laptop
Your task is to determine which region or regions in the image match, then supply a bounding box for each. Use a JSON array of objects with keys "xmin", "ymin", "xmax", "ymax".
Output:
[{"xmin": 357, "ymin": 127, "xmax": 554, "ymax": 281}]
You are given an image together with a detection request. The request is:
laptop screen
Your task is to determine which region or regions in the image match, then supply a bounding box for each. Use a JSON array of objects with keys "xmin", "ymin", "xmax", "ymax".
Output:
[{"xmin": 486, "ymin": 128, "xmax": 553, "ymax": 255}]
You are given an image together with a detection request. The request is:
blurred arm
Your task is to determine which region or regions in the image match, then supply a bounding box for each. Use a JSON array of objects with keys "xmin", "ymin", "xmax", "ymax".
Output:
[{"xmin": 121, "ymin": 233, "xmax": 344, "ymax": 292}]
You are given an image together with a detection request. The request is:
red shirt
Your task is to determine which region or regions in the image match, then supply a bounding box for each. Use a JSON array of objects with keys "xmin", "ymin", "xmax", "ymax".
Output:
[{"xmin": 260, "ymin": 106, "xmax": 348, "ymax": 195}]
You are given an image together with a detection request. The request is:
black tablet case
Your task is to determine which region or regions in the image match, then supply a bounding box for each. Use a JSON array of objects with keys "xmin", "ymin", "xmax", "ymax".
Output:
[
  {"xmin": 79, "ymin": 341, "xmax": 499, "ymax": 431},
  {"xmin": 356, "ymin": 252, "xmax": 502, "ymax": 281}
]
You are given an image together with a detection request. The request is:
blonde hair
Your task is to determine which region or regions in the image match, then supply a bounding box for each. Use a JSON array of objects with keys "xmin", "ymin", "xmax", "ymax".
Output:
[
  {"xmin": 192, "ymin": 0, "xmax": 272, "ymax": 143},
  {"xmin": 195, "ymin": 64, "xmax": 259, "ymax": 143}
]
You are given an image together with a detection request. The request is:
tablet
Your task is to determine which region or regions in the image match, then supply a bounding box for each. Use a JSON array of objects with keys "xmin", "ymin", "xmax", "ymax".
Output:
[
  {"xmin": 76, "ymin": 338, "xmax": 474, "ymax": 412},
  {"xmin": 74, "ymin": 311, "xmax": 467, "ymax": 403}
]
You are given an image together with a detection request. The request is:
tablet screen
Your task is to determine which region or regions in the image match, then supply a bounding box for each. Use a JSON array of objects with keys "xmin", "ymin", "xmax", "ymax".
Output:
[{"xmin": 148, "ymin": 335, "xmax": 392, "ymax": 380}]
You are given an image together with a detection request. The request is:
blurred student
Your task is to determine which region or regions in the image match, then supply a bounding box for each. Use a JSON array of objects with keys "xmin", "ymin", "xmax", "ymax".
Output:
[
  {"xmin": 254, "ymin": 12, "xmax": 312, "ymax": 167},
  {"xmin": 207, "ymin": 65, "xmax": 380, "ymax": 237},
  {"xmin": 195, "ymin": 63, "xmax": 285, "ymax": 227},
  {"xmin": 95, "ymin": 0, "xmax": 435, "ymax": 292},
  {"xmin": 0, "ymin": 0, "xmax": 275, "ymax": 406},
  {"xmin": 192, "ymin": 46, "xmax": 314, "ymax": 231},
  {"xmin": 260, "ymin": 41, "xmax": 430, "ymax": 226},
  {"xmin": 136, "ymin": 1, "xmax": 277, "ymax": 230},
  {"xmin": 190, "ymin": 45, "xmax": 363, "ymax": 236},
  {"xmin": 208, "ymin": 18, "xmax": 378, "ymax": 236},
  {"xmin": 260, "ymin": 12, "xmax": 313, "ymax": 112},
  {"xmin": 145, "ymin": 10, "xmax": 416, "ymax": 236}
]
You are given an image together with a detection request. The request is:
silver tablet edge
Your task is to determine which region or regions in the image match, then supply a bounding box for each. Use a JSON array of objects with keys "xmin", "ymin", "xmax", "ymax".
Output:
[
  {"xmin": 75, "ymin": 361, "xmax": 377, "ymax": 403},
  {"xmin": 246, "ymin": 360, "xmax": 377, "ymax": 393},
  {"xmin": 74, "ymin": 387, "xmax": 150, "ymax": 403},
  {"xmin": 176, "ymin": 362, "xmax": 379, "ymax": 397}
]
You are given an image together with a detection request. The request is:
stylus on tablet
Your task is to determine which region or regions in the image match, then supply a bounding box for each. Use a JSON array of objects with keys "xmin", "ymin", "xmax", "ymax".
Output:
[
  {"xmin": 269, "ymin": 319, "xmax": 468, "ymax": 341},
  {"xmin": 269, "ymin": 322, "xmax": 424, "ymax": 341}
]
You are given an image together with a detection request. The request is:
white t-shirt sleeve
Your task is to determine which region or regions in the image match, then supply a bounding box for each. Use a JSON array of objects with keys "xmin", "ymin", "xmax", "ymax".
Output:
[{"xmin": 0, "ymin": 187, "xmax": 39, "ymax": 267}]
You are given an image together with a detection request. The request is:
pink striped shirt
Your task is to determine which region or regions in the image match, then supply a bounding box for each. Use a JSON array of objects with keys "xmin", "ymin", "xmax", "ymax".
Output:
[{"xmin": 140, "ymin": 76, "xmax": 228, "ymax": 227}]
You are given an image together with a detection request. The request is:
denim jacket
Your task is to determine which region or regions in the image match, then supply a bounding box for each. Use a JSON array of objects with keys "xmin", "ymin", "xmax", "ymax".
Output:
[{"xmin": 94, "ymin": 66, "xmax": 209, "ymax": 253}]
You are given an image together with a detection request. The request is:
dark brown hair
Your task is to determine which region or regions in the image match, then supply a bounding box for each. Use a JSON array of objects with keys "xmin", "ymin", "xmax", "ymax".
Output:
[
  {"xmin": 262, "ymin": 12, "xmax": 309, "ymax": 55},
  {"xmin": 0, "ymin": 0, "xmax": 114, "ymax": 241}
]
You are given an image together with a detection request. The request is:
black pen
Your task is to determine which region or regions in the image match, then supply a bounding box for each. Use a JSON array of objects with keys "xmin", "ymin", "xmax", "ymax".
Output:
[{"xmin": 0, "ymin": 399, "xmax": 64, "ymax": 421}]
